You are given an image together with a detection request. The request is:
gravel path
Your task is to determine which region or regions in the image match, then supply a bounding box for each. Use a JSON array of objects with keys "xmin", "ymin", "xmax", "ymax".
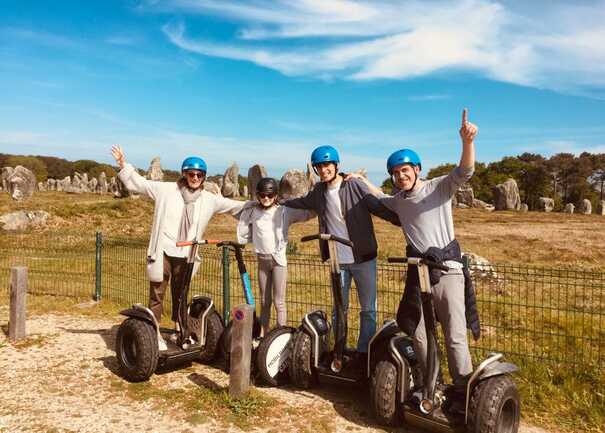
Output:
[{"xmin": 0, "ymin": 307, "xmax": 553, "ymax": 433}]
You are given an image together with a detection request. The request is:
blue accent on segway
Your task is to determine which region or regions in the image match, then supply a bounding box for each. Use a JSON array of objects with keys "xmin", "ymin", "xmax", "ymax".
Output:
[{"xmin": 241, "ymin": 272, "xmax": 255, "ymax": 306}]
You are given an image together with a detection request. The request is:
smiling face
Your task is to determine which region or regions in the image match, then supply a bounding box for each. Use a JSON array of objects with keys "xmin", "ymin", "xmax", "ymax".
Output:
[
  {"xmin": 257, "ymin": 192, "xmax": 277, "ymax": 207},
  {"xmin": 183, "ymin": 169, "xmax": 205, "ymax": 189},
  {"xmin": 391, "ymin": 164, "xmax": 420, "ymax": 191},
  {"xmin": 314, "ymin": 162, "xmax": 337, "ymax": 183}
]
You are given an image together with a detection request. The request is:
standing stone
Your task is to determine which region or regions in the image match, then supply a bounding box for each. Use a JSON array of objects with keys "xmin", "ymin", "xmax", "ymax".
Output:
[
  {"xmin": 88, "ymin": 177, "xmax": 98, "ymax": 192},
  {"xmin": 520, "ymin": 203, "xmax": 528, "ymax": 212},
  {"xmin": 37, "ymin": 182, "xmax": 46, "ymax": 192},
  {"xmin": 7, "ymin": 166, "xmax": 36, "ymax": 201},
  {"xmin": 242, "ymin": 185, "xmax": 248, "ymax": 198},
  {"xmin": 538, "ymin": 197, "xmax": 554, "ymax": 212},
  {"xmin": 222, "ymin": 163, "xmax": 240, "ymax": 198},
  {"xmin": 456, "ymin": 183, "xmax": 475, "ymax": 207},
  {"xmin": 0, "ymin": 210, "xmax": 50, "ymax": 231},
  {"xmin": 147, "ymin": 157, "xmax": 164, "ymax": 181},
  {"xmin": 98, "ymin": 172, "xmax": 108, "ymax": 194},
  {"xmin": 57, "ymin": 176, "xmax": 70, "ymax": 192},
  {"xmin": 306, "ymin": 163, "xmax": 317, "ymax": 188},
  {"xmin": 579, "ymin": 199, "xmax": 592, "ymax": 215},
  {"xmin": 247, "ymin": 164, "xmax": 268, "ymax": 201},
  {"xmin": 599, "ymin": 200, "xmax": 605, "ymax": 216},
  {"xmin": 203, "ymin": 181, "xmax": 221, "ymax": 195},
  {"xmin": 114, "ymin": 176, "xmax": 131, "ymax": 198},
  {"xmin": 47, "ymin": 178, "xmax": 56, "ymax": 191},
  {"xmin": 109, "ymin": 177, "xmax": 118, "ymax": 195},
  {"xmin": 564, "ymin": 203, "xmax": 575, "ymax": 214},
  {"xmin": 2, "ymin": 167, "xmax": 14, "ymax": 191},
  {"xmin": 492, "ymin": 178, "xmax": 521, "ymax": 211},
  {"xmin": 279, "ymin": 169, "xmax": 311, "ymax": 200}
]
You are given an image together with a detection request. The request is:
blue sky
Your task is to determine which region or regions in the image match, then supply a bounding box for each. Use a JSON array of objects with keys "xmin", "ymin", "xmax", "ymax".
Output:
[{"xmin": 1, "ymin": 0, "xmax": 604, "ymax": 184}]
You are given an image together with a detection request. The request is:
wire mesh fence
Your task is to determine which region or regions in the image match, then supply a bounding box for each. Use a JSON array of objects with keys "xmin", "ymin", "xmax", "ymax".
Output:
[{"xmin": 1, "ymin": 231, "xmax": 603, "ymax": 369}]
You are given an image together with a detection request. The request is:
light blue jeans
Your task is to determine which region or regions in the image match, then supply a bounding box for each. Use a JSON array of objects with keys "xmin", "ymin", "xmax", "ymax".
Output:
[{"xmin": 332, "ymin": 258, "xmax": 377, "ymax": 353}]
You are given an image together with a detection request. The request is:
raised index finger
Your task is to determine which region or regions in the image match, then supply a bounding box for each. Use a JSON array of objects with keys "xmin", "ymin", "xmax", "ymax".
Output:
[{"xmin": 462, "ymin": 108, "xmax": 468, "ymax": 125}]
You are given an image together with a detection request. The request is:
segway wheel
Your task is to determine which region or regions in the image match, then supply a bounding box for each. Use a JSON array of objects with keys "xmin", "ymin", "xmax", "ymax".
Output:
[
  {"xmin": 199, "ymin": 311, "xmax": 224, "ymax": 363},
  {"xmin": 290, "ymin": 330, "xmax": 315, "ymax": 389},
  {"xmin": 255, "ymin": 326, "xmax": 295, "ymax": 386},
  {"xmin": 467, "ymin": 374, "xmax": 520, "ymax": 433},
  {"xmin": 115, "ymin": 318, "xmax": 159, "ymax": 382},
  {"xmin": 371, "ymin": 360, "xmax": 402, "ymax": 426}
]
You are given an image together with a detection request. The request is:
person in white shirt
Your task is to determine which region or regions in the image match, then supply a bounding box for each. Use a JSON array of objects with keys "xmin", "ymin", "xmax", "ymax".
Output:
[
  {"xmin": 236, "ymin": 178, "xmax": 314, "ymax": 336},
  {"xmin": 111, "ymin": 145, "xmax": 249, "ymax": 348}
]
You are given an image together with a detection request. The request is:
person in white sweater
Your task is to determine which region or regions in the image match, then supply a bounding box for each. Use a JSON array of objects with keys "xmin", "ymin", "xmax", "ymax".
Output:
[
  {"xmin": 236, "ymin": 178, "xmax": 314, "ymax": 335},
  {"xmin": 111, "ymin": 145, "xmax": 249, "ymax": 349}
]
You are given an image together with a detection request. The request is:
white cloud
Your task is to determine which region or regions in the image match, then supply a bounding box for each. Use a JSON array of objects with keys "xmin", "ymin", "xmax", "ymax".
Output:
[{"xmin": 154, "ymin": 0, "xmax": 605, "ymax": 95}]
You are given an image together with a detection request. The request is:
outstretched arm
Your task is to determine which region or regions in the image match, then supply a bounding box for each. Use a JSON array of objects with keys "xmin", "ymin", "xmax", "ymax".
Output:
[{"xmin": 344, "ymin": 173, "xmax": 386, "ymax": 197}]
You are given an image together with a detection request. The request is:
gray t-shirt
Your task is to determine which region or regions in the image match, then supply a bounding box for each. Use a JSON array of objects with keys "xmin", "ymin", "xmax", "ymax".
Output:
[
  {"xmin": 325, "ymin": 183, "xmax": 355, "ymax": 264},
  {"xmin": 381, "ymin": 166, "xmax": 474, "ymax": 267}
]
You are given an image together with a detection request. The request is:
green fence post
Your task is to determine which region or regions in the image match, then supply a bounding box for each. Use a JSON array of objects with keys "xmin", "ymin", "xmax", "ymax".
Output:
[
  {"xmin": 462, "ymin": 254, "xmax": 469, "ymax": 272},
  {"xmin": 222, "ymin": 245, "xmax": 230, "ymax": 325},
  {"xmin": 94, "ymin": 231, "xmax": 103, "ymax": 301}
]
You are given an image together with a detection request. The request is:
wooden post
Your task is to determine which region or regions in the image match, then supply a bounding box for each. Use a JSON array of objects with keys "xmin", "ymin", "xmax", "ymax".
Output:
[
  {"xmin": 9, "ymin": 266, "xmax": 27, "ymax": 342},
  {"xmin": 229, "ymin": 304, "xmax": 253, "ymax": 398}
]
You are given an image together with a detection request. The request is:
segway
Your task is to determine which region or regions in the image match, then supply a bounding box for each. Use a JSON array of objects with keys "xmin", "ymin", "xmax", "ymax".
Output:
[
  {"xmin": 218, "ymin": 242, "xmax": 262, "ymax": 369},
  {"xmin": 370, "ymin": 256, "xmax": 520, "ymax": 433},
  {"xmin": 115, "ymin": 239, "xmax": 224, "ymax": 382},
  {"xmin": 289, "ymin": 233, "xmax": 396, "ymax": 388}
]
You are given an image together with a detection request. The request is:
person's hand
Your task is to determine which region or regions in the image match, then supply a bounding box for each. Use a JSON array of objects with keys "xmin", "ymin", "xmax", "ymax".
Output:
[
  {"xmin": 459, "ymin": 108, "xmax": 478, "ymax": 145},
  {"xmin": 111, "ymin": 144, "xmax": 126, "ymax": 169},
  {"xmin": 343, "ymin": 172, "xmax": 365, "ymax": 181}
]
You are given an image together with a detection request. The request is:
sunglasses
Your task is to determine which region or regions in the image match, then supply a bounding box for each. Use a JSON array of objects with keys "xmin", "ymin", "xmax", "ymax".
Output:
[
  {"xmin": 185, "ymin": 171, "xmax": 205, "ymax": 179},
  {"xmin": 258, "ymin": 193, "xmax": 276, "ymax": 199}
]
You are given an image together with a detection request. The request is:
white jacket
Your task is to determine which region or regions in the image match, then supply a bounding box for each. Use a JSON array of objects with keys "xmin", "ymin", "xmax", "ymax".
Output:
[
  {"xmin": 236, "ymin": 203, "xmax": 315, "ymax": 266},
  {"xmin": 119, "ymin": 163, "xmax": 248, "ymax": 281}
]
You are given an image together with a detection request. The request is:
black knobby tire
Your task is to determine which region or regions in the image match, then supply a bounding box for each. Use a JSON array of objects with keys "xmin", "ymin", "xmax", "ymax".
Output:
[
  {"xmin": 115, "ymin": 318, "xmax": 159, "ymax": 382},
  {"xmin": 290, "ymin": 330, "xmax": 315, "ymax": 389},
  {"xmin": 467, "ymin": 375, "xmax": 520, "ymax": 433},
  {"xmin": 199, "ymin": 312, "xmax": 224, "ymax": 363},
  {"xmin": 255, "ymin": 326, "xmax": 295, "ymax": 387},
  {"xmin": 371, "ymin": 360, "xmax": 402, "ymax": 426}
]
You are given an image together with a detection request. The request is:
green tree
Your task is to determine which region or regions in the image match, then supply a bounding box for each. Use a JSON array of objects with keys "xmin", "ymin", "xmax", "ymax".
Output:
[
  {"xmin": 38, "ymin": 156, "xmax": 74, "ymax": 179},
  {"xmin": 88, "ymin": 163, "xmax": 117, "ymax": 179},
  {"xmin": 5, "ymin": 155, "xmax": 48, "ymax": 182}
]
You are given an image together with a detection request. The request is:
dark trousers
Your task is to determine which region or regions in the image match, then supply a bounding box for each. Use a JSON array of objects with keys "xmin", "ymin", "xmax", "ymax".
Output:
[{"xmin": 149, "ymin": 253, "xmax": 188, "ymax": 323}]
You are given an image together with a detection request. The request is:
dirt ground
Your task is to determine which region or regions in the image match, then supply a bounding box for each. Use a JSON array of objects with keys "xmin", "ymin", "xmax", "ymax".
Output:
[{"xmin": 0, "ymin": 306, "xmax": 553, "ymax": 433}]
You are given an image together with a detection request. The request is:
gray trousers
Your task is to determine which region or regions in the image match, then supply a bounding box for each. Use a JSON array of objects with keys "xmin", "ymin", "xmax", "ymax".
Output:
[
  {"xmin": 413, "ymin": 270, "xmax": 473, "ymax": 387},
  {"xmin": 257, "ymin": 254, "xmax": 288, "ymax": 334}
]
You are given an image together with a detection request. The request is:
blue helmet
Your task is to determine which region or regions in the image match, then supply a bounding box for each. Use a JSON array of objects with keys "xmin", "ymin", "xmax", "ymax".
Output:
[
  {"xmin": 181, "ymin": 156, "xmax": 207, "ymax": 173},
  {"xmin": 386, "ymin": 149, "xmax": 421, "ymax": 174},
  {"xmin": 311, "ymin": 145, "xmax": 340, "ymax": 166}
]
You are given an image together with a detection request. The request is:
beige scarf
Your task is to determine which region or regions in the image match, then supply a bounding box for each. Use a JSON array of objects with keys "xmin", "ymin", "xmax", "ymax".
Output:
[{"xmin": 177, "ymin": 178, "xmax": 203, "ymax": 242}]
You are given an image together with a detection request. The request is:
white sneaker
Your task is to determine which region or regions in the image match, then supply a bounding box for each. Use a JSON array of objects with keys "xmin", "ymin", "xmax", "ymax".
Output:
[{"xmin": 157, "ymin": 333, "xmax": 168, "ymax": 351}]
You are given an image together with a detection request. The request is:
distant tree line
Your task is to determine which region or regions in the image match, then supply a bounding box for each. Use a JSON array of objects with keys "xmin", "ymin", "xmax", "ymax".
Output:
[{"xmin": 382, "ymin": 152, "xmax": 605, "ymax": 211}]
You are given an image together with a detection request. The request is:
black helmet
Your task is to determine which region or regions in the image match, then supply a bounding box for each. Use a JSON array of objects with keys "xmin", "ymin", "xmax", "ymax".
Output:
[{"xmin": 256, "ymin": 177, "xmax": 278, "ymax": 195}]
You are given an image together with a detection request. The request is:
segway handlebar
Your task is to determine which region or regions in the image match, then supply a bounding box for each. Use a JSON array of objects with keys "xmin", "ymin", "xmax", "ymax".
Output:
[
  {"xmin": 301, "ymin": 233, "xmax": 354, "ymax": 248},
  {"xmin": 176, "ymin": 239, "xmax": 221, "ymax": 247},
  {"xmin": 387, "ymin": 256, "xmax": 450, "ymax": 272}
]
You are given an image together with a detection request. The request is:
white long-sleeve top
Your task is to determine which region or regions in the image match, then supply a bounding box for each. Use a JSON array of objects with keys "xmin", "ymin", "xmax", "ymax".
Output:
[{"xmin": 119, "ymin": 163, "xmax": 247, "ymax": 281}]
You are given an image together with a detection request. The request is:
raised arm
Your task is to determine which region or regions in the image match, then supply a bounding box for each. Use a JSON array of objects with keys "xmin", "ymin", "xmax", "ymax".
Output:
[
  {"xmin": 459, "ymin": 108, "xmax": 477, "ymax": 170},
  {"xmin": 112, "ymin": 144, "xmax": 161, "ymax": 199}
]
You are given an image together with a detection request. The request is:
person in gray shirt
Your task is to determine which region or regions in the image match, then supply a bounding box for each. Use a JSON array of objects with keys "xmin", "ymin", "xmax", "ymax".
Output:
[{"xmin": 352, "ymin": 109, "xmax": 479, "ymax": 412}]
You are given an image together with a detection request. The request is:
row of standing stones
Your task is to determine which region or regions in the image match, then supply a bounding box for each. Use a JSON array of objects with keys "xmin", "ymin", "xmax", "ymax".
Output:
[{"xmin": 1, "ymin": 161, "xmax": 604, "ymax": 216}]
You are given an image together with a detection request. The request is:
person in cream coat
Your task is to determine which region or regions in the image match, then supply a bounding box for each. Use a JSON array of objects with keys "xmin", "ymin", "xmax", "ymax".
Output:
[{"xmin": 111, "ymin": 145, "xmax": 250, "ymax": 349}]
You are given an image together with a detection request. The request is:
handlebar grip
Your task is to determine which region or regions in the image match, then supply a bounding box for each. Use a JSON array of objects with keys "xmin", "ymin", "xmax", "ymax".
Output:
[
  {"xmin": 387, "ymin": 257, "xmax": 407, "ymax": 263},
  {"xmin": 301, "ymin": 234, "xmax": 320, "ymax": 243},
  {"xmin": 176, "ymin": 241, "xmax": 194, "ymax": 247},
  {"xmin": 217, "ymin": 240, "xmax": 246, "ymax": 249},
  {"xmin": 301, "ymin": 234, "xmax": 354, "ymax": 248}
]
